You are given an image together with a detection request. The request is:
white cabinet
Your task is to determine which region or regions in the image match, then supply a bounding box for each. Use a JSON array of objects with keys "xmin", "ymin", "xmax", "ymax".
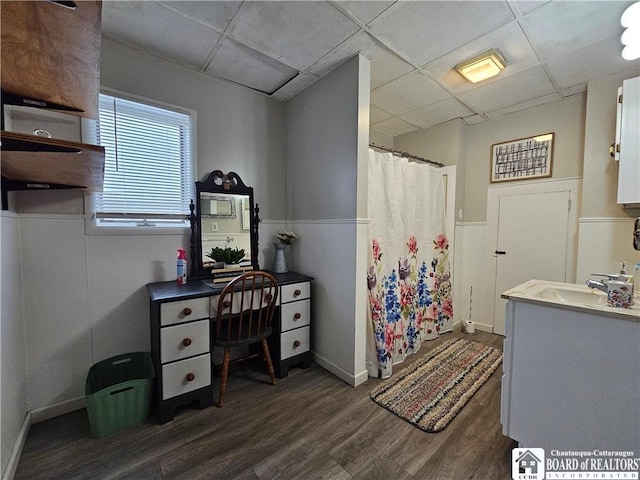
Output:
[
  {"xmin": 269, "ymin": 280, "xmax": 313, "ymax": 377},
  {"xmin": 148, "ymin": 272, "xmax": 313, "ymax": 423},
  {"xmin": 501, "ymin": 297, "xmax": 639, "ymax": 452},
  {"xmin": 617, "ymin": 76, "xmax": 640, "ymax": 206}
]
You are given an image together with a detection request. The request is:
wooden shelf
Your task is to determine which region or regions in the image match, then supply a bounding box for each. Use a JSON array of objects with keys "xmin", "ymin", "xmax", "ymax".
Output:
[
  {"xmin": 1, "ymin": 1, "xmax": 102, "ymax": 119},
  {"xmin": 1, "ymin": 131, "xmax": 104, "ymax": 191}
]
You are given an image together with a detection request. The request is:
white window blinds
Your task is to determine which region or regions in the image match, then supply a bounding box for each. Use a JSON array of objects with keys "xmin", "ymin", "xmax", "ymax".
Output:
[{"xmin": 94, "ymin": 93, "xmax": 193, "ymax": 227}]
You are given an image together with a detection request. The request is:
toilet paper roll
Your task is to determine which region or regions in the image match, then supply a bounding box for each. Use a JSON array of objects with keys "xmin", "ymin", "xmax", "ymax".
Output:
[{"xmin": 464, "ymin": 320, "xmax": 476, "ymax": 334}]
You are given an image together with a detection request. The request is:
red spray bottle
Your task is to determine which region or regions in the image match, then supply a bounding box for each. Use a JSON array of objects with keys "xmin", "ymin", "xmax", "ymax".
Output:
[{"xmin": 177, "ymin": 249, "xmax": 187, "ymax": 285}]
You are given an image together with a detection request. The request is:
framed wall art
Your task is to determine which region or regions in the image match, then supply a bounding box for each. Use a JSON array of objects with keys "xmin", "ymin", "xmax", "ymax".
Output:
[{"xmin": 490, "ymin": 132, "xmax": 554, "ymax": 183}]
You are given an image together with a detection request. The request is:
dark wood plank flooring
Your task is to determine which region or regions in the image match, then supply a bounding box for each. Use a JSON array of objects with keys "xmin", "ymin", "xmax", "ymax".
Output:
[{"xmin": 15, "ymin": 330, "xmax": 516, "ymax": 480}]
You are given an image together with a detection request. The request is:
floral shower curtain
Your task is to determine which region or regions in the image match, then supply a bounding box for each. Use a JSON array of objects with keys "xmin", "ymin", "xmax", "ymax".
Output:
[{"xmin": 366, "ymin": 148, "xmax": 453, "ymax": 378}]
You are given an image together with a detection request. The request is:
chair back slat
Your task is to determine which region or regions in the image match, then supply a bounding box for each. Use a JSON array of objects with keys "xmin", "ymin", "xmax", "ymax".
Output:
[{"xmin": 214, "ymin": 271, "xmax": 279, "ymax": 343}]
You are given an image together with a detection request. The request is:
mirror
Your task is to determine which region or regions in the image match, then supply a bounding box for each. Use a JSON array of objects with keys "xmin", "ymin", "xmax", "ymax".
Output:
[{"xmin": 190, "ymin": 171, "xmax": 260, "ymax": 279}]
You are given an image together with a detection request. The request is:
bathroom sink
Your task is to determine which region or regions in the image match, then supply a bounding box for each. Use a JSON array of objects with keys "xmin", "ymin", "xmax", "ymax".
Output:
[{"xmin": 535, "ymin": 286, "xmax": 608, "ymax": 306}]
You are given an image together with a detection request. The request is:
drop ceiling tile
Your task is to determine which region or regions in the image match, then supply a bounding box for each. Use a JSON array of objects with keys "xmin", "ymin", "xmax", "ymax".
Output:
[
  {"xmin": 102, "ymin": 1, "xmax": 221, "ymax": 69},
  {"xmin": 368, "ymin": 1, "xmax": 515, "ymax": 67},
  {"xmin": 546, "ymin": 35, "xmax": 640, "ymax": 89},
  {"xmin": 272, "ymin": 72, "xmax": 320, "ymax": 102},
  {"xmin": 227, "ymin": 1, "xmax": 360, "ymax": 70},
  {"xmin": 371, "ymin": 71, "xmax": 451, "ymax": 115},
  {"xmin": 205, "ymin": 38, "xmax": 298, "ymax": 94},
  {"xmin": 506, "ymin": 0, "xmax": 550, "ymax": 16},
  {"xmin": 422, "ymin": 21, "xmax": 538, "ymax": 95},
  {"xmin": 462, "ymin": 114, "xmax": 487, "ymax": 125},
  {"xmin": 560, "ymin": 83, "xmax": 587, "ymax": 98},
  {"xmin": 163, "ymin": 1, "xmax": 243, "ymax": 32},
  {"xmin": 519, "ymin": 1, "xmax": 632, "ymax": 61},
  {"xmin": 370, "ymin": 106, "xmax": 393, "ymax": 124},
  {"xmin": 459, "ymin": 65, "xmax": 555, "ymax": 113},
  {"xmin": 309, "ymin": 31, "xmax": 414, "ymax": 88},
  {"xmin": 371, "ymin": 116, "xmax": 421, "ymax": 137},
  {"xmin": 400, "ymin": 98, "xmax": 474, "ymax": 130},
  {"xmin": 485, "ymin": 92, "xmax": 561, "ymax": 119},
  {"xmin": 333, "ymin": 1, "xmax": 394, "ymax": 24}
]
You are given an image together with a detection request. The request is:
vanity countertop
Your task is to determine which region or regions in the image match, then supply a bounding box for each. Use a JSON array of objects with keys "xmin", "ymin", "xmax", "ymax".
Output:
[
  {"xmin": 502, "ymin": 279, "xmax": 640, "ymax": 322},
  {"xmin": 147, "ymin": 271, "xmax": 314, "ymax": 303}
]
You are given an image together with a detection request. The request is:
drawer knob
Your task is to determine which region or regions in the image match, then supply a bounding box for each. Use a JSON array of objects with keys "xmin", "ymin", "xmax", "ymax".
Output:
[
  {"xmin": 223, "ymin": 300, "xmax": 231, "ymax": 309},
  {"xmin": 182, "ymin": 338, "xmax": 192, "ymax": 347},
  {"xmin": 185, "ymin": 372, "xmax": 195, "ymax": 382},
  {"xmin": 293, "ymin": 340, "xmax": 301, "ymax": 348},
  {"xmin": 293, "ymin": 313, "xmax": 301, "ymax": 320},
  {"xmin": 293, "ymin": 289, "xmax": 301, "ymax": 297},
  {"xmin": 182, "ymin": 307, "xmax": 192, "ymax": 316}
]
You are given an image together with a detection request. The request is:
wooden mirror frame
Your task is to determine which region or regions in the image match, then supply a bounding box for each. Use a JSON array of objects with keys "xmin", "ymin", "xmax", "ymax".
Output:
[{"xmin": 189, "ymin": 171, "xmax": 260, "ymax": 279}]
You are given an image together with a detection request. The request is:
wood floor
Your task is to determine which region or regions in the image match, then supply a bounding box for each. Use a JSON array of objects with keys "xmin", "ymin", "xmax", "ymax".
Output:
[{"xmin": 15, "ymin": 330, "xmax": 516, "ymax": 480}]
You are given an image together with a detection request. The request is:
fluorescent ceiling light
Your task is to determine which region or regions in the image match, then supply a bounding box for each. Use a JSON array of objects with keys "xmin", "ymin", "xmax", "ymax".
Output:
[{"xmin": 455, "ymin": 49, "xmax": 506, "ymax": 83}]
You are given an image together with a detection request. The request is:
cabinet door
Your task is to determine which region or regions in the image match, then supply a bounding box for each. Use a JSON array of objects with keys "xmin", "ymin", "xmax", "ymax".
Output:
[
  {"xmin": 1, "ymin": 1, "xmax": 102, "ymax": 118},
  {"xmin": 617, "ymin": 76, "xmax": 640, "ymax": 205}
]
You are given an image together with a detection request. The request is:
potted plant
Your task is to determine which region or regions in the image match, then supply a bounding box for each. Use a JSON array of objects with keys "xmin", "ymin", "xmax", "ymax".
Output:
[{"xmin": 207, "ymin": 246, "xmax": 245, "ymax": 267}]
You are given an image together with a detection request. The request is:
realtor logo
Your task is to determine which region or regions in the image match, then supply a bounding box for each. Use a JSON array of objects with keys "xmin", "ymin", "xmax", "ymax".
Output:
[{"xmin": 512, "ymin": 448, "xmax": 545, "ymax": 480}]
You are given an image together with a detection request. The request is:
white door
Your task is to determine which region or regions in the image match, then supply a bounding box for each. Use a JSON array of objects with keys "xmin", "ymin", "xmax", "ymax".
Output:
[{"xmin": 493, "ymin": 190, "xmax": 571, "ymax": 334}]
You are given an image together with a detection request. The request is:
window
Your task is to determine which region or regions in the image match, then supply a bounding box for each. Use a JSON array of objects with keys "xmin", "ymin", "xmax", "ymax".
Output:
[{"xmin": 89, "ymin": 92, "xmax": 194, "ymax": 229}]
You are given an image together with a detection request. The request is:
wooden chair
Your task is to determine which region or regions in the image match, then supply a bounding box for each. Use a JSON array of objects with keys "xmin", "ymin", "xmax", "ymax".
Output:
[{"xmin": 212, "ymin": 271, "xmax": 279, "ymax": 407}]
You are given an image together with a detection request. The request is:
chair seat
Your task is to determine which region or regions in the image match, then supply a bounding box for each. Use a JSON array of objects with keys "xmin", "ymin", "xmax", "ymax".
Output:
[{"xmin": 214, "ymin": 324, "xmax": 272, "ymax": 346}]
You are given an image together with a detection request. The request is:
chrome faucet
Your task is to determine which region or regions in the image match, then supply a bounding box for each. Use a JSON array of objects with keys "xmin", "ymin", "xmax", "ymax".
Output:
[
  {"xmin": 585, "ymin": 279, "xmax": 608, "ymax": 293},
  {"xmin": 586, "ymin": 262, "xmax": 633, "ymax": 292}
]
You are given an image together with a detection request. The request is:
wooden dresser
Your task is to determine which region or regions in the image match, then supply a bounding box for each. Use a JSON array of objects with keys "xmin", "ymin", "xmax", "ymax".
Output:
[{"xmin": 146, "ymin": 271, "xmax": 313, "ymax": 424}]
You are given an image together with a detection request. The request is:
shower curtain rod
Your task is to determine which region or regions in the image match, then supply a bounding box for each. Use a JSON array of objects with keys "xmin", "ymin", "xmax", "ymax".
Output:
[{"xmin": 369, "ymin": 143, "xmax": 444, "ymax": 168}]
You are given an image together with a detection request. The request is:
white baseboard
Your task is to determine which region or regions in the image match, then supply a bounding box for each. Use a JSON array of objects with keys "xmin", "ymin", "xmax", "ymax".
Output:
[
  {"xmin": 2, "ymin": 412, "xmax": 31, "ymax": 480},
  {"xmin": 30, "ymin": 396, "xmax": 85, "ymax": 424},
  {"xmin": 312, "ymin": 352, "xmax": 366, "ymax": 387}
]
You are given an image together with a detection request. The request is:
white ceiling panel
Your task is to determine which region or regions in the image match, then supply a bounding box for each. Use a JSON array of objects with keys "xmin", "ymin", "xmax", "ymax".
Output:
[
  {"xmin": 371, "ymin": 116, "xmax": 421, "ymax": 137},
  {"xmin": 368, "ymin": 1, "xmax": 515, "ymax": 67},
  {"xmin": 370, "ymin": 105, "xmax": 393, "ymax": 124},
  {"xmin": 102, "ymin": 1, "xmax": 221, "ymax": 69},
  {"xmin": 422, "ymin": 21, "xmax": 538, "ymax": 95},
  {"xmin": 545, "ymin": 36, "xmax": 640, "ymax": 90},
  {"xmin": 371, "ymin": 71, "xmax": 451, "ymax": 115},
  {"xmin": 227, "ymin": 1, "xmax": 360, "ymax": 70},
  {"xmin": 101, "ymin": 1, "xmax": 639, "ymax": 141},
  {"xmin": 400, "ymin": 97, "xmax": 475, "ymax": 130},
  {"xmin": 458, "ymin": 65, "xmax": 555, "ymax": 113},
  {"xmin": 485, "ymin": 92, "xmax": 561, "ymax": 119},
  {"xmin": 462, "ymin": 114, "xmax": 487, "ymax": 125},
  {"xmin": 309, "ymin": 31, "xmax": 414, "ymax": 89},
  {"xmin": 506, "ymin": 0, "xmax": 550, "ymax": 16},
  {"xmin": 332, "ymin": 1, "xmax": 394, "ymax": 25},
  {"xmin": 520, "ymin": 1, "xmax": 632, "ymax": 62},
  {"xmin": 205, "ymin": 38, "xmax": 298, "ymax": 94},
  {"xmin": 163, "ymin": 1, "xmax": 243, "ymax": 32},
  {"xmin": 271, "ymin": 72, "xmax": 321, "ymax": 102}
]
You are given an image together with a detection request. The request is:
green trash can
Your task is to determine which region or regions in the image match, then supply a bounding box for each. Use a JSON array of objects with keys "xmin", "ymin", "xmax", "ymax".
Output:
[{"xmin": 85, "ymin": 352, "xmax": 155, "ymax": 438}]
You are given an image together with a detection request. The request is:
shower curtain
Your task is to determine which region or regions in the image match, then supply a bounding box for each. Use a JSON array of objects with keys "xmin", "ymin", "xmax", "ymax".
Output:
[{"xmin": 366, "ymin": 148, "xmax": 452, "ymax": 378}]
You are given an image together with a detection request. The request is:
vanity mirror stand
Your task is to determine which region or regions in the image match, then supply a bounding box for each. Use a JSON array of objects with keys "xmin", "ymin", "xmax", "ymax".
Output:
[{"xmin": 146, "ymin": 171, "xmax": 313, "ymax": 423}]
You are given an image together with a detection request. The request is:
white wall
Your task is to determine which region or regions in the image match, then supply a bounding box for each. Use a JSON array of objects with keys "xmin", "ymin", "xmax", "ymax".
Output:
[
  {"xmin": 577, "ymin": 71, "xmax": 640, "ymax": 280},
  {"xmin": 285, "ymin": 55, "xmax": 370, "ymax": 386},
  {"xmin": 1, "ymin": 214, "xmax": 27, "ymax": 479},
  {"xmin": 0, "ymin": 37, "xmax": 288, "ymax": 473}
]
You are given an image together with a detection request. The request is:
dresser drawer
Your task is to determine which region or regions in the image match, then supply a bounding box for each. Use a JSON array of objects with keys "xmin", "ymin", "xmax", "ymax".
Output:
[
  {"xmin": 280, "ymin": 282, "xmax": 310, "ymax": 303},
  {"xmin": 160, "ymin": 297, "xmax": 209, "ymax": 327},
  {"xmin": 280, "ymin": 326, "xmax": 310, "ymax": 360},
  {"xmin": 281, "ymin": 299, "xmax": 310, "ymax": 332},
  {"xmin": 161, "ymin": 319, "xmax": 209, "ymax": 363},
  {"xmin": 162, "ymin": 353, "xmax": 210, "ymax": 400}
]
